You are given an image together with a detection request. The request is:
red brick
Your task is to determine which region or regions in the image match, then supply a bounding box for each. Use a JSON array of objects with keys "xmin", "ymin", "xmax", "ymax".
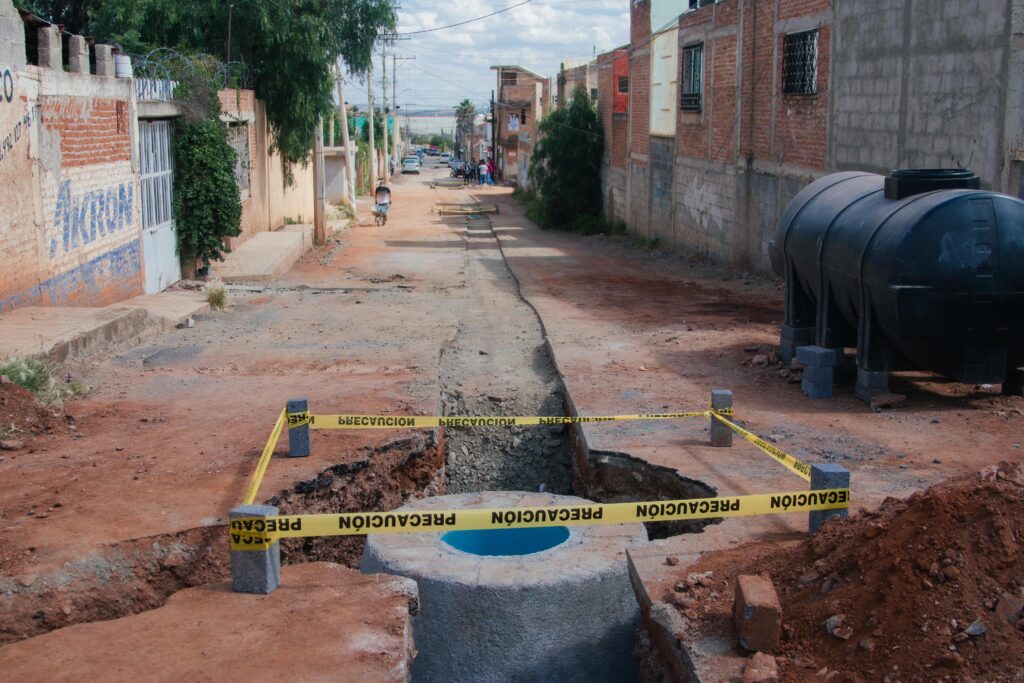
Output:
[{"xmin": 734, "ymin": 574, "xmax": 781, "ymax": 652}]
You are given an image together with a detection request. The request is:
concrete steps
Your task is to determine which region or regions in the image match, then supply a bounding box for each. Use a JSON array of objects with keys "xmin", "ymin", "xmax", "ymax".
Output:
[{"xmin": 211, "ymin": 225, "xmax": 313, "ymax": 283}]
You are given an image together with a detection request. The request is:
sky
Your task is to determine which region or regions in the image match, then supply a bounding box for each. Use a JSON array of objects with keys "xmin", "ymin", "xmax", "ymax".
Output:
[{"xmin": 344, "ymin": 0, "xmax": 630, "ymax": 115}]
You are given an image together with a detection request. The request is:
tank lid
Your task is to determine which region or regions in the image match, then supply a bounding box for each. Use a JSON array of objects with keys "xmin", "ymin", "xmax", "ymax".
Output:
[{"xmin": 884, "ymin": 168, "xmax": 980, "ymax": 200}]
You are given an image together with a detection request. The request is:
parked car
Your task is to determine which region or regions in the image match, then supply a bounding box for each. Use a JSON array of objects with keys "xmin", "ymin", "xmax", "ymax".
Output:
[
  {"xmin": 402, "ymin": 157, "xmax": 421, "ymax": 174},
  {"xmin": 449, "ymin": 159, "xmax": 464, "ymax": 171},
  {"xmin": 439, "ymin": 152, "xmax": 451, "ymax": 163}
]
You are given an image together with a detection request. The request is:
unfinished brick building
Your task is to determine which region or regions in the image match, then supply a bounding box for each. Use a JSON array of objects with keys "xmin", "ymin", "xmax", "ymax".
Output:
[{"xmin": 605, "ymin": 0, "xmax": 1024, "ymax": 272}]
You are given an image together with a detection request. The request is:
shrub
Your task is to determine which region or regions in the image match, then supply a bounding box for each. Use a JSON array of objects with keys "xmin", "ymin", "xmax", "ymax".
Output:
[
  {"xmin": 205, "ymin": 279, "xmax": 228, "ymax": 310},
  {"xmin": 0, "ymin": 356, "xmax": 87, "ymax": 407}
]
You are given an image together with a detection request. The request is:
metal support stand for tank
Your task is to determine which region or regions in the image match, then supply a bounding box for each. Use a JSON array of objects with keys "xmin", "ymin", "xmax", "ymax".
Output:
[
  {"xmin": 808, "ymin": 464, "xmax": 849, "ymax": 534},
  {"xmin": 230, "ymin": 504, "xmax": 281, "ymax": 594},
  {"xmin": 710, "ymin": 389, "xmax": 733, "ymax": 447},
  {"xmin": 287, "ymin": 398, "xmax": 310, "ymax": 457},
  {"xmin": 778, "ymin": 263, "xmax": 814, "ymax": 365},
  {"xmin": 796, "ymin": 346, "xmax": 843, "ymax": 399}
]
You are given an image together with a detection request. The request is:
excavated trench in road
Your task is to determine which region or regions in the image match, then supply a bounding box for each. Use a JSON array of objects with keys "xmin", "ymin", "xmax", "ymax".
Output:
[{"xmin": 2, "ymin": 213, "xmax": 717, "ymax": 644}]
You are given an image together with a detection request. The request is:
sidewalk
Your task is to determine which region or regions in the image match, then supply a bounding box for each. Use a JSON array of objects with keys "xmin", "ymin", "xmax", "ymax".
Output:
[{"xmin": 0, "ymin": 290, "xmax": 209, "ymax": 362}]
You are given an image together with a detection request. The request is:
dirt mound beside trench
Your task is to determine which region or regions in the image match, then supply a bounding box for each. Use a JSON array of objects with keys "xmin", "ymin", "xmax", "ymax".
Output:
[
  {"xmin": 0, "ymin": 381, "xmax": 67, "ymax": 437},
  {"xmin": 684, "ymin": 463, "xmax": 1024, "ymax": 682}
]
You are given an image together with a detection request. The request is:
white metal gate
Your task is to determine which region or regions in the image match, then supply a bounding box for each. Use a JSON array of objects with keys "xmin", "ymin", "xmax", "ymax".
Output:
[{"xmin": 139, "ymin": 120, "xmax": 180, "ymax": 293}]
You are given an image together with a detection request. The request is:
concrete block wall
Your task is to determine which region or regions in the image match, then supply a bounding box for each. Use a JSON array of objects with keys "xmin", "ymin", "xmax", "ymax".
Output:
[
  {"xmin": 0, "ymin": 2, "xmax": 143, "ymax": 312},
  {"xmin": 219, "ymin": 88, "xmax": 264, "ymax": 242}
]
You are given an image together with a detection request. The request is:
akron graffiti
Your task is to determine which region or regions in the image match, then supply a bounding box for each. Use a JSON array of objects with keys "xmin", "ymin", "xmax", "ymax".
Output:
[{"xmin": 49, "ymin": 179, "xmax": 134, "ymax": 258}]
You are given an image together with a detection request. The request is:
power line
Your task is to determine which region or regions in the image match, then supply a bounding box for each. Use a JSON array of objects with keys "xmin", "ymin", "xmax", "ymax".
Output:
[{"xmin": 396, "ymin": 0, "xmax": 533, "ymax": 35}]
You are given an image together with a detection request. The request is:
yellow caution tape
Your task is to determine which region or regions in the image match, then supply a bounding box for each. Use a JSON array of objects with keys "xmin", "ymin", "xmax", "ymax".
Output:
[
  {"xmin": 241, "ymin": 408, "xmax": 287, "ymax": 505},
  {"xmin": 229, "ymin": 487, "xmax": 849, "ymax": 550},
  {"xmin": 711, "ymin": 413, "xmax": 812, "ymax": 482},
  {"xmin": 285, "ymin": 408, "xmax": 731, "ymax": 430}
]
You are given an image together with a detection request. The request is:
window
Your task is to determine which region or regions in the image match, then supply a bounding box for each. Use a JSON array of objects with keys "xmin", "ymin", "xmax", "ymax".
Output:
[
  {"xmin": 680, "ymin": 44, "xmax": 703, "ymax": 112},
  {"xmin": 501, "ymin": 71, "xmax": 517, "ymax": 86},
  {"xmin": 617, "ymin": 76, "xmax": 629, "ymax": 94},
  {"xmin": 520, "ymin": 108, "xmax": 527, "ymax": 125},
  {"xmin": 227, "ymin": 123, "xmax": 250, "ymax": 197},
  {"xmin": 782, "ymin": 29, "xmax": 819, "ymax": 95},
  {"xmin": 590, "ymin": 87, "xmax": 598, "ymax": 101}
]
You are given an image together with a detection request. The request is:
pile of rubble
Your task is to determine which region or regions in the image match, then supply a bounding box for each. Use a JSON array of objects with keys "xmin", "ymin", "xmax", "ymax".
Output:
[{"xmin": 665, "ymin": 463, "xmax": 1024, "ymax": 681}]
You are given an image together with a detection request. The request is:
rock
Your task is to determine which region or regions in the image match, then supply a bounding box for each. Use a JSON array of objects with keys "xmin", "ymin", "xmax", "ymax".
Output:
[
  {"xmin": 486, "ymin": 395, "xmax": 503, "ymax": 403},
  {"xmin": 937, "ymin": 653, "xmax": 964, "ymax": 669},
  {"xmin": 797, "ymin": 570, "xmax": 820, "ymax": 586},
  {"xmin": 752, "ymin": 354, "xmax": 769, "ymax": 367},
  {"xmin": 16, "ymin": 574, "xmax": 36, "ymax": 588},
  {"xmin": 161, "ymin": 551, "xmax": 187, "ymax": 569},
  {"xmin": 665, "ymin": 556, "xmax": 679, "ymax": 566},
  {"xmin": 735, "ymin": 575, "xmax": 781, "ymax": 652},
  {"xmin": 742, "ymin": 652, "xmax": 779, "ymax": 683},
  {"xmin": 965, "ymin": 619, "xmax": 986, "ymax": 637},
  {"xmin": 825, "ymin": 614, "xmax": 852, "ymax": 640},
  {"xmin": 668, "ymin": 593, "xmax": 697, "ymax": 609},
  {"xmin": 789, "ymin": 358, "xmax": 805, "ymax": 371},
  {"xmin": 858, "ymin": 638, "xmax": 875, "ymax": 652},
  {"xmin": 870, "ymin": 393, "xmax": 907, "ymax": 410},
  {"xmin": 996, "ymin": 593, "xmax": 1024, "ymax": 624},
  {"xmin": 61, "ymin": 605, "xmax": 72, "ymax": 616},
  {"xmin": 942, "ymin": 565, "xmax": 961, "ymax": 581},
  {"xmin": 952, "ymin": 632, "xmax": 969, "ymax": 643},
  {"xmin": 0, "ymin": 440, "xmax": 25, "ymax": 451},
  {"xmin": 478, "ymin": 350, "xmax": 488, "ymax": 355}
]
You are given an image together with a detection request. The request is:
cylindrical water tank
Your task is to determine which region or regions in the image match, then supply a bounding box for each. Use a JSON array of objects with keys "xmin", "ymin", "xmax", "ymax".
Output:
[
  {"xmin": 361, "ymin": 491, "xmax": 647, "ymax": 683},
  {"xmin": 770, "ymin": 169, "xmax": 1024, "ymax": 388}
]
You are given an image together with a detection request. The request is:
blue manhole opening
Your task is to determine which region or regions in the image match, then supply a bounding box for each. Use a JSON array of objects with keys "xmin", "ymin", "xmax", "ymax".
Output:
[{"xmin": 442, "ymin": 526, "xmax": 570, "ymax": 556}]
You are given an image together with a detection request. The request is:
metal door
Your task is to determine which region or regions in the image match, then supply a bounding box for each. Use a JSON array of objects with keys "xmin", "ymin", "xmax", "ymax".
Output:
[{"xmin": 139, "ymin": 120, "xmax": 180, "ymax": 293}]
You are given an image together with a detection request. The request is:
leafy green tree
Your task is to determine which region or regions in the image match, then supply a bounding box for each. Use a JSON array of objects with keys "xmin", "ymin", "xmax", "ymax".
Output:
[
  {"xmin": 527, "ymin": 86, "xmax": 604, "ymax": 232},
  {"xmin": 25, "ymin": 0, "xmax": 395, "ymax": 166},
  {"xmin": 454, "ymin": 98, "xmax": 476, "ymax": 157}
]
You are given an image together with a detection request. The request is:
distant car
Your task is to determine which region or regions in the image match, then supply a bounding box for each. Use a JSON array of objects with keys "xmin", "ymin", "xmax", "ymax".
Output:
[
  {"xmin": 449, "ymin": 159, "xmax": 464, "ymax": 171},
  {"xmin": 439, "ymin": 152, "xmax": 451, "ymax": 163},
  {"xmin": 402, "ymin": 157, "xmax": 421, "ymax": 174},
  {"xmin": 426, "ymin": 149, "xmax": 439, "ymax": 156}
]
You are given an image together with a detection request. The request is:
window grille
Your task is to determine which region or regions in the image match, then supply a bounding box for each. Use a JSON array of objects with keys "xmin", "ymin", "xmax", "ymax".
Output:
[
  {"xmin": 782, "ymin": 29, "xmax": 818, "ymax": 95},
  {"xmin": 680, "ymin": 44, "xmax": 703, "ymax": 112},
  {"xmin": 501, "ymin": 71, "xmax": 517, "ymax": 86},
  {"xmin": 617, "ymin": 76, "xmax": 629, "ymax": 94}
]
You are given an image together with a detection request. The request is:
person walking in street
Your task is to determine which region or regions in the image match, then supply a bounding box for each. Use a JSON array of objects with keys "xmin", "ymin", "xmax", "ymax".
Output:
[
  {"xmin": 479, "ymin": 159, "xmax": 488, "ymax": 186},
  {"xmin": 486, "ymin": 159, "xmax": 495, "ymax": 185}
]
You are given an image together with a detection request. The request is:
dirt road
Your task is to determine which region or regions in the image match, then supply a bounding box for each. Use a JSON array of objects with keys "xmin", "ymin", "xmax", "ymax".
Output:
[{"xmin": 2, "ymin": 157, "xmax": 1022, "ymax": 673}]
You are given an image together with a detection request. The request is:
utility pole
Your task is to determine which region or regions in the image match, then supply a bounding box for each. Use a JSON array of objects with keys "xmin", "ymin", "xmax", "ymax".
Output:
[
  {"xmin": 392, "ymin": 55, "xmax": 415, "ymax": 162},
  {"xmin": 368, "ymin": 59, "xmax": 376, "ymax": 187},
  {"xmin": 313, "ymin": 115, "xmax": 326, "ymax": 243},
  {"xmin": 381, "ymin": 46, "xmax": 389, "ymax": 182},
  {"xmin": 335, "ymin": 61, "xmax": 355, "ymax": 208},
  {"xmin": 491, "ymin": 88, "xmax": 496, "ymax": 166}
]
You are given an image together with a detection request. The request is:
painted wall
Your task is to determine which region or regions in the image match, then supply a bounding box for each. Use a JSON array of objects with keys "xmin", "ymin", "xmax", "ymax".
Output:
[{"xmin": 1, "ymin": 9, "xmax": 143, "ymax": 312}]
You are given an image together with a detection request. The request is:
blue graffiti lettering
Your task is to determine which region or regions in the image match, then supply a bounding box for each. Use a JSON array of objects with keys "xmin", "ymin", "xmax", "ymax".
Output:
[{"xmin": 50, "ymin": 180, "xmax": 134, "ymax": 258}]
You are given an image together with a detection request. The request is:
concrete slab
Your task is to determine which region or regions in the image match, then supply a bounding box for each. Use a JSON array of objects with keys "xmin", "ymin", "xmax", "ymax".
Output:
[
  {"xmin": 0, "ymin": 306, "xmax": 151, "ymax": 362},
  {"xmin": 0, "ymin": 562, "xmax": 418, "ymax": 683},
  {"xmin": 211, "ymin": 226, "xmax": 312, "ymax": 283},
  {"xmin": 108, "ymin": 291, "xmax": 210, "ymax": 330}
]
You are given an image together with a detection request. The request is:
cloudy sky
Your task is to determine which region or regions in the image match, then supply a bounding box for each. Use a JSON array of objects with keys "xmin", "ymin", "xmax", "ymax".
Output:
[{"xmin": 346, "ymin": 0, "xmax": 630, "ymax": 114}]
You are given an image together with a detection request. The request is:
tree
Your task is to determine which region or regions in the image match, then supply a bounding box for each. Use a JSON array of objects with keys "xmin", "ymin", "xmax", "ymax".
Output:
[
  {"xmin": 527, "ymin": 86, "xmax": 604, "ymax": 232},
  {"xmin": 454, "ymin": 98, "xmax": 476, "ymax": 158},
  {"xmin": 26, "ymin": 0, "xmax": 395, "ymax": 166}
]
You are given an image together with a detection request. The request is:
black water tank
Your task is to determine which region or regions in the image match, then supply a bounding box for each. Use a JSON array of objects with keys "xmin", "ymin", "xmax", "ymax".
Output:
[{"xmin": 769, "ymin": 169, "xmax": 1024, "ymax": 388}]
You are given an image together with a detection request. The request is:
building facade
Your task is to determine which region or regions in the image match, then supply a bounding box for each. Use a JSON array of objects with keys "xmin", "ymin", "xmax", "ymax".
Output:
[
  {"xmin": 603, "ymin": 0, "xmax": 1024, "ymax": 272},
  {"xmin": 491, "ymin": 65, "xmax": 550, "ymax": 188}
]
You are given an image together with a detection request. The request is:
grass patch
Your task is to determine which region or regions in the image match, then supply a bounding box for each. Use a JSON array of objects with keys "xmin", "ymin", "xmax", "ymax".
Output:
[
  {"xmin": 205, "ymin": 279, "xmax": 228, "ymax": 310},
  {"xmin": 0, "ymin": 355, "xmax": 88, "ymax": 407}
]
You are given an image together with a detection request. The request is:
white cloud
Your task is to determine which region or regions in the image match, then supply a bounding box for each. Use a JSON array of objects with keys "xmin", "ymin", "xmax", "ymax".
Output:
[{"xmin": 345, "ymin": 0, "xmax": 630, "ymax": 114}]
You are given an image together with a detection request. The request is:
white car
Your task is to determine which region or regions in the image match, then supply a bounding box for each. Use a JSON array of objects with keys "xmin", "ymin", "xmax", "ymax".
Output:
[
  {"xmin": 402, "ymin": 157, "xmax": 421, "ymax": 174},
  {"xmin": 439, "ymin": 152, "xmax": 451, "ymax": 163}
]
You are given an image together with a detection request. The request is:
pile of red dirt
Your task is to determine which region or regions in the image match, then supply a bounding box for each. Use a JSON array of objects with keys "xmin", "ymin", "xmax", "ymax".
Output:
[
  {"xmin": 0, "ymin": 380, "xmax": 66, "ymax": 436},
  {"xmin": 685, "ymin": 463, "xmax": 1024, "ymax": 682}
]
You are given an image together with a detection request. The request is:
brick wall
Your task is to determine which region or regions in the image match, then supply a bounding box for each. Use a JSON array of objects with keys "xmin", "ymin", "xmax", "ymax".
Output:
[{"xmin": 0, "ymin": 16, "xmax": 142, "ymax": 312}]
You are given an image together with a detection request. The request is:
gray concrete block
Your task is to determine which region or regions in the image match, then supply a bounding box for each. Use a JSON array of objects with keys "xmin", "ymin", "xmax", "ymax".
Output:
[
  {"xmin": 778, "ymin": 324, "xmax": 812, "ymax": 365},
  {"xmin": 801, "ymin": 365, "xmax": 834, "ymax": 384},
  {"xmin": 230, "ymin": 504, "xmax": 280, "ymax": 594},
  {"xmin": 801, "ymin": 376, "xmax": 833, "ymax": 399},
  {"xmin": 37, "ymin": 26, "xmax": 61, "ymax": 70},
  {"xmin": 854, "ymin": 368, "xmax": 889, "ymax": 402},
  {"xmin": 710, "ymin": 389, "xmax": 733, "ymax": 447},
  {"xmin": 809, "ymin": 464, "xmax": 850, "ymax": 534},
  {"xmin": 796, "ymin": 345, "xmax": 843, "ymax": 368},
  {"xmin": 286, "ymin": 398, "xmax": 311, "ymax": 457},
  {"xmin": 67, "ymin": 34, "xmax": 88, "ymax": 74},
  {"xmin": 94, "ymin": 45, "xmax": 114, "ymax": 77}
]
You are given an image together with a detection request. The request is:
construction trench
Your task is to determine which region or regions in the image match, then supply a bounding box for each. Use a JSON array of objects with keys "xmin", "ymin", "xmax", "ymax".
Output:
[{"xmin": 3, "ymin": 171, "xmax": 1024, "ymax": 681}]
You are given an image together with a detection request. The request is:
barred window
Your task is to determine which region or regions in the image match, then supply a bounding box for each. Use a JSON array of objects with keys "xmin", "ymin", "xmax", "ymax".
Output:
[
  {"xmin": 782, "ymin": 29, "xmax": 818, "ymax": 95},
  {"xmin": 680, "ymin": 44, "xmax": 703, "ymax": 112},
  {"xmin": 617, "ymin": 76, "xmax": 629, "ymax": 93},
  {"xmin": 227, "ymin": 124, "xmax": 250, "ymax": 197}
]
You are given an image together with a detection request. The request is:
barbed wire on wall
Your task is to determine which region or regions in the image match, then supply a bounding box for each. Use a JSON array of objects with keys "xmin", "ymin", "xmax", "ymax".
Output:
[{"xmin": 130, "ymin": 48, "xmax": 253, "ymax": 103}]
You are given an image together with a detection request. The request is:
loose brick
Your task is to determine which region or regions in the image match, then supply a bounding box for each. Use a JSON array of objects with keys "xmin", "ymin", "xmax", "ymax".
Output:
[{"xmin": 734, "ymin": 574, "xmax": 781, "ymax": 652}]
